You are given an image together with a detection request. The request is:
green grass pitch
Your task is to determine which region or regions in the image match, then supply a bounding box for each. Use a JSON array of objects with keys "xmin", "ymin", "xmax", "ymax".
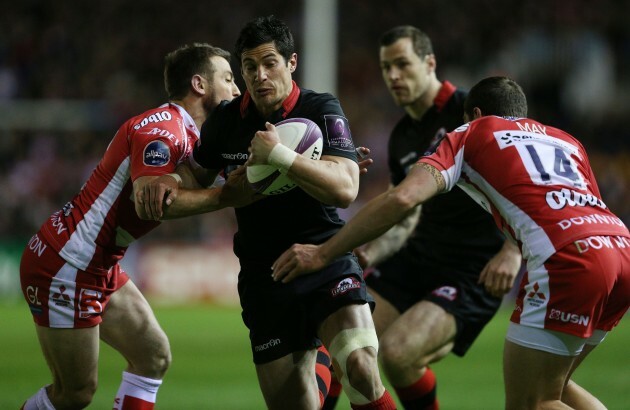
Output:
[{"xmin": 1, "ymin": 301, "xmax": 627, "ymax": 409}]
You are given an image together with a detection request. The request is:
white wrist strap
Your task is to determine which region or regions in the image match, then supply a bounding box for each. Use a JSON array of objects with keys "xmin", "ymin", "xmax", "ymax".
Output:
[
  {"xmin": 268, "ymin": 144, "xmax": 297, "ymax": 174},
  {"xmin": 167, "ymin": 173, "xmax": 182, "ymax": 185}
]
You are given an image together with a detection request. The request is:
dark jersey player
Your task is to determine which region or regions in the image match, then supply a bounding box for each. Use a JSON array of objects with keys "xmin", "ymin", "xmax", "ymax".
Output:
[
  {"xmin": 141, "ymin": 15, "xmax": 396, "ymax": 410},
  {"xmin": 323, "ymin": 26, "xmax": 522, "ymax": 409}
]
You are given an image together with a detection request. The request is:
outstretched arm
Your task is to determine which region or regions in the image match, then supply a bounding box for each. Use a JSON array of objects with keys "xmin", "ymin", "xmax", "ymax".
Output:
[
  {"xmin": 354, "ymin": 184, "xmax": 421, "ymax": 269},
  {"xmin": 272, "ymin": 163, "xmax": 445, "ymax": 282}
]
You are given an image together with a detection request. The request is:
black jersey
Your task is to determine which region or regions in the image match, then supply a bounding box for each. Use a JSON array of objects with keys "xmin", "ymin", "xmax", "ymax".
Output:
[
  {"xmin": 388, "ymin": 81, "xmax": 504, "ymax": 268},
  {"xmin": 194, "ymin": 83, "xmax": 358, "ymax": 265}
]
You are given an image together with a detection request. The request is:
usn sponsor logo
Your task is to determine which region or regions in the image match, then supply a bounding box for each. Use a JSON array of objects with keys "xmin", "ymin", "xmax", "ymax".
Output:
[
  {"xmin": 331, "ymin": 277, "xmax": 361, "ymax": 296},
  {"xmin": 221, "ymin": 152, "xmax": 249, "ymax": 161},
  {"xmin": 549, "ymin": 308, "xmax": 590, "ymax": 327},
  {"xmin": 133, "ymin": 111, "xmax": 173, "ymax": 130},
  {"xmin": 557, "ymin": 213, "xmax": 625, "ymax": 230},
  {"xmin": 546, "ymin": 188, "xmax": 606, "ymax": 210},
  {"xmin": 143, "ymin": 140, "xmax": 171, "ymax": 166},
  {"xmin": 254, "ymin": 338, "xmax": 282, "ymax": 352},
  {"xmin": 431, "ymin": 286, "xmax": 457, "ymax": 301}
]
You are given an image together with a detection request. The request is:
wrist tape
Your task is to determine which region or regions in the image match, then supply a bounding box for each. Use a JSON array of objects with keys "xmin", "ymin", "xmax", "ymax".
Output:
[
  {"xmin": 167, "ymin": 173, "xmax": 182, "ymax": 185},
  {"xmin": 268, "ymin": 144, "xmax": 297, "ymax": 174}
]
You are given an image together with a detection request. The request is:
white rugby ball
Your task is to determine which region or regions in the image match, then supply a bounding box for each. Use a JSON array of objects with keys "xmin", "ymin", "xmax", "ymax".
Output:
[{"xmin": 247, "ymin": 118, "xmax": 323, "ymax": 195}]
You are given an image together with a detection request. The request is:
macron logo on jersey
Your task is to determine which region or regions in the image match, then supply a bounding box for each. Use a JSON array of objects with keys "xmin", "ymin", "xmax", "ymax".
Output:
[{"xmin": 143, "ymin": 140, "xmax": 170, "ymax": 166}]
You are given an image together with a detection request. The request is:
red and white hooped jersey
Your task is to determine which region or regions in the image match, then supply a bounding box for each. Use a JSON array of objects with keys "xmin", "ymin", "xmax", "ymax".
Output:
[
  {"xmin": 39, "ymin": 103, "xmax": 199, "ymax": 275},
  {"xmin": 420, "ymin": 116, "xmax": 629, "ymax": 270}
]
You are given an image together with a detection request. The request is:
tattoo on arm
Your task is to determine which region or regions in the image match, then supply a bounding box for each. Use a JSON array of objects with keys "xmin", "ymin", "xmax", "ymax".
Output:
[{"xmin": 419, "ymin": 163, "xmax": 446, "ymax": 192}]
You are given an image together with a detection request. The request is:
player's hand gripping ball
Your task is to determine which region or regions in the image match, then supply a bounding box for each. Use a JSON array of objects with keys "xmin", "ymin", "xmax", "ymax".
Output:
[{"xmin": 247, "ymin": 118, "xmax": 323, "ymax": 195}]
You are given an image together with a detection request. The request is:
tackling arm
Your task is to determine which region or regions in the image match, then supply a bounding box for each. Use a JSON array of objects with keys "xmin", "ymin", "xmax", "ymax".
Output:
[
  {"xmin": 272, "ymin": 163, "xmax": 445, "ymax": 282},
  {"xmin": 357, "ymin": 183, "xmax": 421, "ymax": 268}
]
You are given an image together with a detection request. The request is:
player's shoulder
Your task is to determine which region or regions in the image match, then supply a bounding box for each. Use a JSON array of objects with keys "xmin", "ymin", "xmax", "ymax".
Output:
[
  {"xmin": 298, "ymin": 88, "xmax": 342, "ymax": 112},
  {"xmin": 125, "ymin": 103, "xmax": 186, "ymax": 133}
]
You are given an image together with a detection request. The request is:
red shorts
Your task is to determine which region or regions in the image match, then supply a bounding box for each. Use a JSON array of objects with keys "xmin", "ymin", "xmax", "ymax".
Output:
[
  {"xmin": 20, "ymin": 233, "xmax": 130, "ymax": 328},
  {"xmin": 511, "ymin": 235, "xmax": 630, "ymax": 338}
]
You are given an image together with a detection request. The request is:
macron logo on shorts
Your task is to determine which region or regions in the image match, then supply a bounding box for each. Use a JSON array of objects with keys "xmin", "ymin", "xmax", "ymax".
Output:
[
  {"xmin": 143, "ymin": 140, "xmax": 170, "ymax": 166},
  {"xmin": 331, "ymin": 277, "xmax": 361, "ymax": 296}
]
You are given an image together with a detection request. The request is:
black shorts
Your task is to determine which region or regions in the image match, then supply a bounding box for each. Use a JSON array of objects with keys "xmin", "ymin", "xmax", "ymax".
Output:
[
  {"xmin": 238, "ymin": 254, "xmax": 374, "ymax": 364},
  {"xmin": 365, "ymin": 250, "xmax": 501, "ymax": 356}
]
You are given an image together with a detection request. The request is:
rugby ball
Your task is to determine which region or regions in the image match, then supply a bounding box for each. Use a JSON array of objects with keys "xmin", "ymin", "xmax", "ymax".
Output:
[{"xmin": 247, "ymin": 118, "xmax": 323, "ymax": 195}]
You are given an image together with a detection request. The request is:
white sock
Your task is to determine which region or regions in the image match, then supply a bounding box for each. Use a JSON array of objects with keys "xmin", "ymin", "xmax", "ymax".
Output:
[
  {"xmin": 21, "ymin": 386, "xmax": 55, "ymax": 410},
  {"xmin": 113, "ymin": 371, "xmax": 162, "ymax": 410}
]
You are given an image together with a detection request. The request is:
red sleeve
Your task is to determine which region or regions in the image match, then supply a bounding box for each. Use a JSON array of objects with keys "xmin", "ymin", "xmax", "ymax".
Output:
[
  {"xmin": 418, "ymin": 123, "xmax": 470, "ymax": 191},
  {"xmin": 129, "ymin": 116, "xmax": 186, "ymax": 181}
]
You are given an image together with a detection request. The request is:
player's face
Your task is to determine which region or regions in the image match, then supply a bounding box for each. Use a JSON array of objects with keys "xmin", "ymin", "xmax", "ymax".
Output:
[
  {"xmin": 205, "ymin": 56, "xmax": 240, "ymax": 111},
  {"xmin": 240, "ymin": 42, "xmax": 297, "ymax": 117},
  {"xmin": 380, "ymin": 37, "xmax": 433, "ymax": 107}
]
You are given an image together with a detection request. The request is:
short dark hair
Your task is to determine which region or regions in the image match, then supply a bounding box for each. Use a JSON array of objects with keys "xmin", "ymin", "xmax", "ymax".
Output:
[
  {"xmin": 464, "ymin": 76, "xmax": 528, "ymax": 118},
  {"xmin": 234, "ymin": 15, "xmax": 295, "ymax": 64},
  {"xmin": 379, "ymin": 25, "xmax": 433, "ymax": 58},
  {"xmin": 164, "ymin": 43, "xmax": 231, "ymax": 100}
]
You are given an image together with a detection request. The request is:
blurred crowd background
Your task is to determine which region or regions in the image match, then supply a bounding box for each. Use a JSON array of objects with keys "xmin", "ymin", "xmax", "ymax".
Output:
[{"xmin": 1, "ymin": 0, "xmax": 629, "ymax": 246}]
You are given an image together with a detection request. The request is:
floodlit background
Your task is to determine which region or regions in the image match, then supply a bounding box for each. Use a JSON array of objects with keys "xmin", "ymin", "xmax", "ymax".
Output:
[{"xmin": 0, "ymin": 0, "xmax": 628, "ymax": 408}]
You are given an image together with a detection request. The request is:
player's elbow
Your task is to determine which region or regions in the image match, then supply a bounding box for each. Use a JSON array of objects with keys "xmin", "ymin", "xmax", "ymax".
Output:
[
  {"xmin": 331, "ymin": 186, "xmax": 358, "ymax": 209},
  {"xmin": 387, "ymin": 188, "xmax": 420, "ymax": 214}
]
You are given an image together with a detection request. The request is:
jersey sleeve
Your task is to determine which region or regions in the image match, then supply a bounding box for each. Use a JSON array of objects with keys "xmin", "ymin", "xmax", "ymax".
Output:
[
  {"xmin": 311, "ymin": 94, "xmax": 357, "ymax": 162},
  {"xmin": 129, "ymin": 115, "xmax": 185, "ymax": 181},
  {"xmin": 418, "ymin": 123, "xmax": 470, "ymax": 192}
]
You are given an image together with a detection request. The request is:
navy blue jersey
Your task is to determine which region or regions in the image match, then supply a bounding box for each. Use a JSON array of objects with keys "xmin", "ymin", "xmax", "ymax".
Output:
[
  {"xmin": 388, "ymin": 81, "xmax": 504, "ymax": 267},
  {"xmin": 194, "ymin": 83, "xmax": 358, "ymax": 265}
]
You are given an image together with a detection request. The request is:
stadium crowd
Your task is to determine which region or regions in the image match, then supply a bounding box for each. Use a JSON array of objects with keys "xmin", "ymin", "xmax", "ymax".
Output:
[{"xmin": 1, "ymin": 0, "xmax": 629, "ymax": 241}]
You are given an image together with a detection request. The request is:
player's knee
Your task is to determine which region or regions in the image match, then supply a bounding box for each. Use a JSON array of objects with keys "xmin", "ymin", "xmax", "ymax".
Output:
[
  {"xmin": 345, "ymin": 348, "xmax": 380, "ymax": 389},
  {"xmin": 149, "ymin": 338, "xmax": 172, "ymax": 377},
  {"xmin": 378, "ymin": 333, "xmax": 408, "ymax": 372},
  {"xmin": 328, "ymin": 328, "xmax": 380, "ymax": 404},
  {"xmin": 135, "ymin": 333, "xmax": 172, "ymax": 378}
]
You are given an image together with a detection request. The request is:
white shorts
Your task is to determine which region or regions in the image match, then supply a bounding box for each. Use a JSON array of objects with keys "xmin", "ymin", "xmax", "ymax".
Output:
[{"xmin": 506, "ymin": 322, "xmax": 608, "ymax": 356}]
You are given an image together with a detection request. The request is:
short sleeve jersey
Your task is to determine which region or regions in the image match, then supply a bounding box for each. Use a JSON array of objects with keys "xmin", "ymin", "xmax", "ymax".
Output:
[
  {"xmin": 39, "ymin": 103, "xmax": 199, "ymax": 275},
  {"xmin": 389, "ymin": 82, "xmax": 504, "ymax": 265},
  {"xmin": 193, "ymin": 82, "xmax": 357, "ymax": 265},
  {"xmin": 420, "ymin": 115, "xmax": 629, "ymax": 269}
]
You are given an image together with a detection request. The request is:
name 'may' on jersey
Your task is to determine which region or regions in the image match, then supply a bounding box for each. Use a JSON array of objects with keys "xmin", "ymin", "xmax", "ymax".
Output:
[
  {"xmin": 39, "ymin": 103, "xmax": 199, "ymax": 275},
  {"xmin": 420, "ymin": 115, "xmax": 629, "ymax": 269}
]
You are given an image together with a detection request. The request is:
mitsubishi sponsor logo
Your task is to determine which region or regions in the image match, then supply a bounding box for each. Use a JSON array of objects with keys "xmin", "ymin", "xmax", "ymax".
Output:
[
  {"xmin": 525, "ymin": 282, "xmax": 546, "ymax": 307},
  {"xmin": 331, "ymin": 277, "xmax": 361, "ymax": 296},
  {"xmin": 548, "ymin": 308, "xmax": 590, "ymax": 327},
  {"xmin": 51, "ymin": 285, "xmax": 71, "ymax": 307},
  {"xmin": 254, "ymin": 338, "xmax": 282, "ymax": 352}
]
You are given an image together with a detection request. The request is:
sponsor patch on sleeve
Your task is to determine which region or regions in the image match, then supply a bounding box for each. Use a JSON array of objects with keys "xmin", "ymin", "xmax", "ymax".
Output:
[
  {"xmin": 143, "ymin": 140, "xmax": 171, "ymax": 166},
  {"xmin": 323, "ymin": 115, "xmax": 355, "ymax": 151}
]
